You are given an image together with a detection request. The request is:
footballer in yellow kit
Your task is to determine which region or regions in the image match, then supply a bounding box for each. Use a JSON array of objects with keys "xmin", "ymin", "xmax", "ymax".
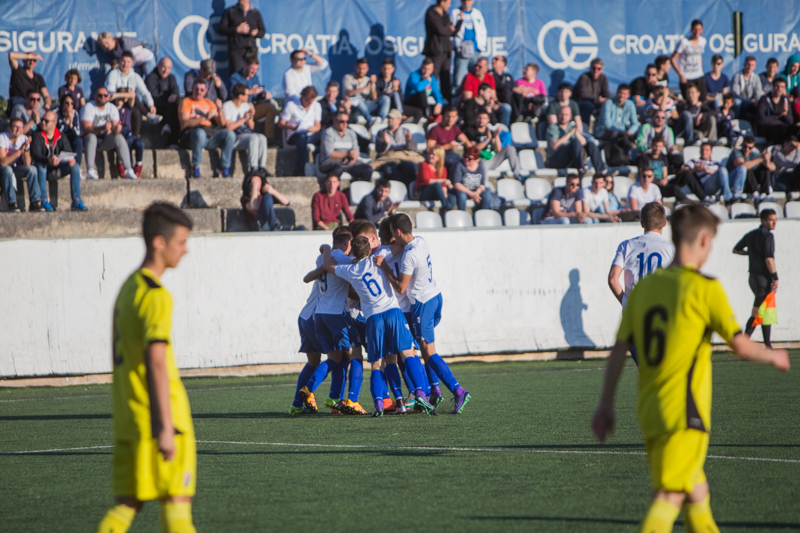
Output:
[
  {"xmin": 97, "ymin": 203, "xmax": 197, "ymax": 533},
  {"xmin": 593, "ymin": 205, "xmax": 790, "ymax": 533}
]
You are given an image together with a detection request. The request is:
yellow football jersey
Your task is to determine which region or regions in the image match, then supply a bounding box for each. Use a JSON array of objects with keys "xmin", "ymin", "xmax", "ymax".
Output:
[
  {"xmin": 617, "ymin": 265, "xmax": 741, "ymax": 439},
  {"xmin": 112, "ymin": 268, "xmax": 193, "ymax": 441}
]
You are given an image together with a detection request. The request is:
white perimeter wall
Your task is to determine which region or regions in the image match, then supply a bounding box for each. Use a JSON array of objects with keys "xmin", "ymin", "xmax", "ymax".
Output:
[{"xmin": 2, "ymin": 220, "xmax": 798, "ymax": 378}]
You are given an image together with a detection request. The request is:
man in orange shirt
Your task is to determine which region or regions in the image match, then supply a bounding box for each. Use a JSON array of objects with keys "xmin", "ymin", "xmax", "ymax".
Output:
[{"xmin": 179, "ymin": 81, "xmax": 236, "ymax": 178}]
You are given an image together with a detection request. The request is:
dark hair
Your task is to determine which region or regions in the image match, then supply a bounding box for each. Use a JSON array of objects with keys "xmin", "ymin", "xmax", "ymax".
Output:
[
  {"xmin": 232, "ymin": 83, "xmax": 249, "ymax": 98},
  {"xmin": 651, "ymin": 135, "xmax": 665, "ymax": 145},
  {"xmin": 590, "ymin": 58, "xmax": 604, "ymax": 67},
  {"xmin": 640, "ymin": 166, "xmax": 654, "ymax": 175},
  {"xmin": 325, "ymin": 80, "xmax": 339, "ymax": 90},
  {"xmin": 566, "ymin": 174, "xmax": 581, "ymax": 183},
  {"xmin": 121, "ymin": 51, "xmax": 134, "ymax": 61},
  {"xmin": 671, "ymin": 204, "xmax": 718, "ymax": 248},
  {"xmin": 421, "ymin": 57, "xmax": 435, "ymax": 68},
  {"xmin": 378, "ymin": 217, "xmax": 394, "ymax": 243},
  {"xmin": 655, "ymin": 55, "xmax": 670, "ymax": 68},
  {"xmin": 691, "ymin": 19, "xmax": 703, "ymax": 28},
  {"xmin": 389, "ymin": 212, "xmax": 413, "ymax": 235},
  {"xmin": 59, "ymin": 93, "xmax": 76, "ymax": 109},
  {"xmin": 557, "ymin": 82, "xmax": 572, "ymax": 92},
  {"xmin": 375, "ymin": 178, "xmax": 391, "ymax": 190},
  {"xmin": 722, "ymin": 93, "xmax": 734, "ymax": 102},
  {"xmin": 26, "ymin": 89, "xmax": 41, "ymax": 97},
  {"xmin": 767, "ymin": 57, "xmax": 779, "ymax": 67},
  {"xmin": 745, "ymin": 55, "xmax": 757, "ymax": 63},
  {"xmin": 142, "ymin": 202, "xmax": 193, "ymax": 251},
  {"xmin": 355, "ymin": 57, "xmax": 369, "ymax": 66},
  {"xmin": 381, "ymin": 58, "xmax": 395, "ymax": 67},
  {"xmin": 760, "ymin": 208, "xmax": 776, "ymax": 220},
  {"xmin": 444, "ymin": 105, "xmax": 458, "ymax": 115},
  {"xmin": 618, "ymin": 83, "xmax": 631, "ymax": 93},
  {"xmin": 334, "ymin": 110, "xmax": 350, "ymax": 122},
  {"xmin": 772, "ymin": 76, "xmax": 787, "ymax": 86},
  {"xmin": 525, "ymin": 63, "xmax": 539, "ymax": 73},
  {"xmin": 348, "ymin": 218, "xmax": 368, "ymax": 236},
  {"xmin": 711, "ymin": 54, "xmax": 722, "ymax": 65},
  {"xmin": 743, "ymin": 135, "xmax": 756, "ymax": 145},
  {"xmin": 701, "ymin": 141, "xmax": 713, "ymax": 151},
  {"xmin": 645, "ymin": 63, "xmax": 656, "ymax": 72},
  {"xmin": 477, "ymin": 82, "xmax": 493, "ymax": 93},
  {"xmin": 290, "ymin": 49, "xmax": 304, "ymax": 60},
  {"xmin": 351, "ymin": 236, "xmax": 372, "ymax": 260},
  {"xmin": 300, "ymin": 85, "xmax": 318, "ymax": 99},
  {"xmin": 64, "ymin": 69, "xmax": 82, "ymax": 83},
  {"xmin": 686, "ymin": 82, "xmax": 699, "ymax": 92},
  {"xmin": 244, "ymin": 54, "xmax": 259, "ymax": 66},
  {"xmin": 8, "ymin": 117, "xmax": 24, "ymax": 126},
  {"xmin": 332, "ymin": 226, "xmax": 353, "ymax": 246},
  {"xmin": 641, "ymin": 202, "xmax": 667, "ymax": 231},
  {"xmin": 191, "ymin": 79, "xmax": 207, "ymax": 91},
  {"xmin": 353, "ymin": 221, "xmax": 377, "ymax": 237},
  {"xmin": 493, "ymin": 55, "xmax": 507, "ymax": 65},
  {"xmin": 477, "ymin": 109, "xmax": 491, "ymax": 118}
]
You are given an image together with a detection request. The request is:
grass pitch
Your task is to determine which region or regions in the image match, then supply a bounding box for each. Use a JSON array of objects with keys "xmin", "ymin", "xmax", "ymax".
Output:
[{"xmin": 1, "ymin": 353, "xmax": 799, "ymax": 532}]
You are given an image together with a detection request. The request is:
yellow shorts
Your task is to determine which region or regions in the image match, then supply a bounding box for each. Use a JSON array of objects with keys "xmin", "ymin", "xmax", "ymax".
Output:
[
  {"xmin": 645, "ymin": 429, "xmax": 709, "ymax": 493},
  {"xmin": 112, "ymin": 433, "xmax": 196, "ymax": 501}
]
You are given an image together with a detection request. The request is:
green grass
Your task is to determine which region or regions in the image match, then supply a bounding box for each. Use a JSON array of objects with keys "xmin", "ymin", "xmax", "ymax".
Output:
[{"xmin": 1, "ymin": 353, "xmax": 799, "ymax": 532}]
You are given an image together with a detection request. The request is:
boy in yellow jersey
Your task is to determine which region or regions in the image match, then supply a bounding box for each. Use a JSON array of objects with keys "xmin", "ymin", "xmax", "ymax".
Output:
[
  {"xmin": 592, "ymin": 204, "xmax": 790, "ymax": 533},
  {"xmin": 97, "ymin": 202, "xmax": 197, "ymax": 533}
]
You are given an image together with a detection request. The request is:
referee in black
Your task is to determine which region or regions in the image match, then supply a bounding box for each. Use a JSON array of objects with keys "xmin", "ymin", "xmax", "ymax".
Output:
[{"xmin": 733, "ymin": 208, "xmax": 779, "ymax": 348}]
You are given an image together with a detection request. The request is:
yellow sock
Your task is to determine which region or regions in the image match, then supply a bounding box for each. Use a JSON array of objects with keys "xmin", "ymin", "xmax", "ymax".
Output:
[
  {"xmin": 160, "ymin": 501, "xmax": 196, "ymax": 533},
  {"xmin": 639, "ymin": 498, "xmax": 681, "ymax": 533},
  {"xmin": 683, "ymin": 496, "xmax": 720, "ymax": 533},
  {"xmin": 96, "ymin": 504, "xmax": 136, "ymax": 533}
]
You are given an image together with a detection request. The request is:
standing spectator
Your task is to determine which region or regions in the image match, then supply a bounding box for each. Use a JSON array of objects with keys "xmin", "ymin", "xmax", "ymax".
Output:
[
  {"xmin": 782, "ymin": 55, "xmax": 800, "ymax": 94},
  {"xmin": 546, "ymin": 83, "xmax": 584, "ymax": 133},
  {"xmin": 10, "ymin": 90, "xmax": 45, "ymax": 135},
  {"xmin": 30, "ymin": 110, "xmax": 87, "ymax": 212},
  {"xmin": 594, "ymin": 84, "xmax": 639, "ymax": 145},
  {"xmin": 115, "ymin": 91, "xmax": 146, "ymax": 178},
  {"xmin": 772, "ymin": 136, "xmax": 800, "ymax": 193},
  {"xmin": 241, "ymin": 169, "xmax": 290, "ymax": 231},
  {"xmin": 7, "ymin": 52, "xmax": 50, "ymax": 109},
  {"xmin": 462, "ymin": 83, "xmax": 497, "ymax": 128},
  {"xmin": 460, "ymin": 57, "xmax": 495, "ymax": 101},
  {"xmin": 282, "ymin": 48, "xmax": 329, "ymax": 101},
  {"xmin": 423, "ymin": 0, "xmax": 462, "ymax": 102},
  {"xmin": 106, "ymin": 52, "xmax": 158, "ymax": 138},
  {"xmin": 58, "ymin": 70, "xmax": 86, "ymax": 111},
  {"xmin": 223, "ymin": 83, "xmax": 269, "ymax": 174},
  {"xmin": 513, "ymin": 63, "xmax": 548, "ymax": 121},
  {"xmin": 57, "ymin": 94, "xmax": 83, "ymax": 171},
  {"xmin": 631, "ymin": 64, "xmax": 659, "ymax": 108},
  {"xmin": 319, "ymin": 111, "xmax": 373, "ymax": 182},
  {"xmin": 278, "ymin": 86, "xmax": 322, "ymax": 175},
  {"xmin": 426, "ymin": 106, "xmax": 472, "ymax": 177},
  {"xmin": 671, "ymin": 19, "xmax": 707, "ymax": 101},
  {"xmin": 452, "ymin": 145, "xmax": 498, "ymax": 211},
  {"xmin": 755, "ymin": 77, "xmax": 792, "ymax": 144},
  {"xmin": 760, "ymin": 58, "xmax": 780, "ymax": 95},
  {"xmin": 184, "ymin": 59, "xmax": 228, "ymax": 109},
  {"xmin": 375, "ymin": 59, "xmax": 404, "ymax": 115},
  {"xmin": 654, "ymin": 55, "xmax": 672, "ymax": 89},
  {"xmin": 677, "ymin": 83, "xmax": 717, "ymax": 145},
  {"xmin": 178, "ymin": 81, "xmax": 236, "ymax": 178},
  {"xmin": 451, "ymin": 0, "xmax": 488, "ymax": 91},
  {"xmin": 413, "ymin": 146, "xmax": 454, "ymax": 208},
  {"xmin": 372, "ymin": 109, "xmax": 424, "ymax": 185},
  {"xmin": 582, "ymin": 174, "xmax": 620, "ymax": 223},
  {"xmin": 635, "ymin": 111, "xmax": 678, "ymax": 158},
  {"xmin": 464, "ymin": 110, "xmax": 522, "ymax": 180},
  {"xmin": 96, "ymin": 32, "xmax": 156, "ymax": 76},
  {"xmin": 354, "ymin": 178, "xmax": 400, "ymax": 223},
  {"xmin": 731, "ymin": 56, "xmax": 763, "ymax": 122},
  {"xmin": 676, "ymin": 142, "xmax": 734, "ymax": 205},
  {"xmin": 627, "ymin": 166, "xmax": 663, "ymax": 211},
  {"xmin": 546, "ymin": 106, "xmax": 606, "ymax": 175},
  {"xmin": 311, "ymin": 172, "xmax": 354, "ymax": 230},
  {"xmin": 727, "ymin": 136, "xmax": 775, "ymax": 199},
  {"xmin": 704, "ymin": 55, "xmax": 729, "ymax": 107},
  {"xmin": 217, "ymin": 0, "xmax": 265, "ymax": 75},
  {"xmin": 81, "ymin": 87, "xmax": 136, "ymax": 180},
  {"xmin": 573, "ymin": 58, "xmax": 611, "ymax": 126},
  {"xmin": 404, "ymin": 58, "xmax": 444, "ymax": 122},
  {"xmin": 491, "ymin": 55, "xmax": 516, "ymax": 119},
  {"xmin": 0, "ymin": 118, "xmax": 40, "ymax": 212},
  {"xmin": 229, "ymin": 55, "xmax": 278, "ymax": 140},
  {"xmin": 319, "ymin": 81, "xmax": 344, "ymax": 130},
  {"xmin": 145, "ymin": 57, "xmax": 181, "ymax": 141},
  {"xmin": 541, "ymin": 174, "xmax": 589, "ymax": 224},
  {"xmin": 343, "ymin": 58, "xmax": 390, "ymax": 125}
]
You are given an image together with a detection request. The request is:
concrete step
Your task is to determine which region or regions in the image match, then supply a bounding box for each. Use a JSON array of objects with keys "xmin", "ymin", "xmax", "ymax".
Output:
[
  {"xmin": 187, "ymin": 176, "xmax": 319, "ymax": 209},
  {"xmin": 154, "ymin": 147, "xmax": 296, "ymax": 179},
  {"xmin": 53, "ymin": 178, "xmax": 188, "ymax": 211}
]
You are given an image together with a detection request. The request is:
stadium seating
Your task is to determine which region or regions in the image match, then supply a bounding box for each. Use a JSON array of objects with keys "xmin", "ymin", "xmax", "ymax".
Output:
[
  {"xmin": 503, "ymin": 208, "xmax": 531, "ymax": 226},
  {"xmin": 403, "ymin": 123, "xmax": 429, "ymax": 152},
  {"xmin": 581, "ymin": 176, "xmax": 592, "ymax": 189},
  {"xmin": 510, "ymin": 122, "xmax": 538, "ymax": 149},
  {"xmin": 486, "ymin": 159, "xmax": 513, "ymax": 179},
  {"xmin": 785, "ymin": 202, "xmax": 800, "ymax": 218},
  {"xmin": 496, "ymin": 179, "xmax": 530, "ymax": 208},
  {"xmin": 706, "ymin": 203, "xmax": 730, "ymax": 220},
  {"xmin": 613, "ymin": 177, "xmax": 634, "ymax": 201},
  {"xmin": 532, "ymin": 206, "xmax": 546, "ymax": 224},
  {"xmin": 348, "ymin": 181, "xmax": 374, "ymax": 206},
  {"xmin": 444, "ymin": 210, "xmax": 473, "ymax": 228},
  {"xmin": 474, "ymin": 209, "xmax": 502, "ymax": 227},
  {"xmin": 524, "ymin": 177, "xmax": 552, "ymax": 205},
  {"xmin": 682, "ymin": 145, "xmax": 700, "ymax": 162},
  {"xmin": 553, "ymin": 177, "xmax": 566, "ymax": 188},
  {"xmin": 518, "ymin": 148, "xmax": 557, "ymax": 177},
  {"xmin": 388, "ymin": 181, "xmax": 421, "ymax": 209},
  {"xmin": 730, "ymin": 202, "xmax": 757, "ymax": 218},
  {"xmin": 415, "ymin": 210, "xmax": 444, "ymax": 229},
  {"xmin": 758, "ymin": 201, "xmax": 784, "ymax": 218}
]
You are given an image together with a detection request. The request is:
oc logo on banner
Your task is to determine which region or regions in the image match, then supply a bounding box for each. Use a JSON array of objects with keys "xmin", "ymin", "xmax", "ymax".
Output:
[{"xmin": 537, "ymin": 20, "xmax": 598, "ymax": 70}]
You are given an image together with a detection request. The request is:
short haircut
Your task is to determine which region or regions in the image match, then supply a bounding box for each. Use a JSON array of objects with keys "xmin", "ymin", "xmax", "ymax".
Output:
[
  {"xmin": 651, "ymin": 135, "xmax": 665, "ymax": 145},
  {"xmin": 64, "ymin": 69, "xmax": 82, "ymax": 83},
  {"xmin": 290, "ymin": 49, "xmax": 304, "ymax": 60},
  {"xmin": 26, "ymin": 89, "xmax": 41, "ymax": 97},
  {"xmin": 444, "ymin": 105, "xmax": 458, "ymax": 115},
  {"xmin": 645, "ymin": 63, "xmax": 656, "ymax": 72},
  {"xmin": 618, "ymin": 83, "xmax": 631, "ymax": 93},
  {"xmin": 477, "ymin": 82, "xmax": 493, "ymax": 93},
  {"xmin": 640, "ymin": 166, "xmax": 654, "ymax": 175},
  {"xmin": 421, "ymin": 57, "xmax": 435, "ymax": 68},
  {"xmin": 641, "ymin": 202, "xmax": 667, "ymax": 231},
  {"xmin": 389, "ymin": 212, "xmax": 413, "ymax": 235},
  {"xmin": 121, "ymin": 51, "xmax": 134, "ymax": 61},
  {"xmin": 525, "ymin": 63, "xmax": 539, "ymax": 73},
  {"xmin": 334, "ymin": 110, "xmax": 350, "ymax": 122},
  {"xmin": 566, "ymin": 173, "xmax": 580, "ymax": 183},
  {"xmin": 772, "ymin": 76, "xmax": 787, "ymax": 86},
  {"xmin": 493, "ymin": 55, "xmax": 507, "ymax": 65},
  {"xmin": 655, "ymin": 55, "xmax": 670, "ymax": 68},
  {"xmin": 199, "ymin": 58, "xmax": 216, "ymax": 75},
  {"xmin": 381, "ymin": 58, "xmax": 395, "ymax": 67},
  {"xmin": 477, "ymin": 109, "xmax": 491, "ymax": 118},
  {"xmin": 745, "ymin": 55, "xmax": 757, "ymax": 63},
  {"xmin": 8, "ymin": 117, "xmax": 24, "ymax": 127},
  {"xmin": 691, "ymin": 19, "xmax": 703, "ymax": 28},
  {"xmin": 378, "ymin": 218, "xmax": 393, "ymax": 243},
  {"xmin": 375, "ymin": 178, "xmax": 391, "ymax": 190},
  {"xmin": 244, "ymin": 54, "xmax": 259, "ymax": 66},
  {"xmin": 332, "ymin": 225, "xmax": 353, "ymax": 246},
  {"xmin": 743, "ymin": 135, "xmax": 756, "ymax": 145},
  {"xmin": 351, "ymin": 236, "xmax": 372, "ymax": 260},
  {"xmin": 232, "ymin": 83, "xmax": 249, "ymax": 98},
  {"xmin": 711, "ymin": 54, "xmax": 722, "ymax": 65},
  {"xmin": 686, "ymin": 82, "xmax": 699, "ymax": 92},
  {"xmin": 192, "ymin": 79, "xmax": 206, "ymax": 91},
  {"xmin": 464, "ymin": 145, "xmax": 481, "ymax": 160},
  {"xmin": 722, "ymin": 93, "xmax": 734, "ymax": 102},
  {"xmin": 300, "ymin": 85, "xmax": 318, "ymax": 99},
  {"xmin": 142, "ymin": 202, "xmax": 193, "ymax": 251},
  {"xmin": 767, "ymin": 57, "xmax": 779, "ymax": 67},
  {"xmin": 590, "ymin": 58, "xmax": 604, "ymax": 67},
  {"xmin": 325, "ymin": 80, "xmax": 339, "ymax": 90},
  {"xmin": 354, "ymin": 221, "xmax": 377, "ymax": 237},
  {"xmin": 760, "ymin": 208, "xmax": 776, "ymax": 220},
  {"xmin": 701, "ymin": 141, "xmax": 713, "ymax": 151},
  {"xmin": 671, "ymin": 204, "xmax": 718, "ymax": 248},
  {"xmin": 355, "ymin": 57, "xmax": 368, "ymax": 66},
  {"xmin": 557, "ymin": 82, "xmax": 572, "ymax": 92}
]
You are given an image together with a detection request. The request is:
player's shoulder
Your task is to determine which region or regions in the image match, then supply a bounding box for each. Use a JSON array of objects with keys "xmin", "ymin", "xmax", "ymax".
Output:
[{"xmin": 135, "ymin": 269, "xmax": 171, "ymax": 301}]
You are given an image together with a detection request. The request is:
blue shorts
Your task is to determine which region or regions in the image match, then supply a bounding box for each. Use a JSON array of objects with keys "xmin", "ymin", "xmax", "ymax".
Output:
[
  {"xmin": 411, "ymin": 293, "xmax": 443, "ymax": 345},
  {"xmin": 365, "ymin": 308, "xmax": 415, "ymax": 363},
  {"xmin": 345, "ymin": 312, "xmax": 367, "ymax": 349},
  {"xmin": 314, "ymin": 313, "xmax": 352, "ymax": 354},
  {"xmin": 298, "ymin": 316, "xmax": 323, "ymax": 354},
  {"xmin": 403, "ymin": 312, "xmax": 421, "ymax": 351}
]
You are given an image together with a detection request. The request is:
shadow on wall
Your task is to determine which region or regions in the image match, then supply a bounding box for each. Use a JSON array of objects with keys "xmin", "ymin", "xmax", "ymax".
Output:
[
  {"xmin": 82, "ymin": 38, "xmax": 111, "ymax": 98},
  {"xmin": 207, "ymin": 0, "xmax": 230, "ymax": 80},
  {"xmin": 560, "ymin": 268, "xmax": 595, "ymax": 347},
  {"xmin": 328, "ymin": 30, "xmax": 358, "ymax": 86},
  {"xmin": 547, "ymin": 69, "xmax": 565, "ymax": 97},
  {"xmin": 366, "ymin": 24, "xmax": 396, "ymax": 74}
]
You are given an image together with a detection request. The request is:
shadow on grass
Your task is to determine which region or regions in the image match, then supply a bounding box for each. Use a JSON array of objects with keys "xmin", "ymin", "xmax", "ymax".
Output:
[
  {"xmin": 0, "ymin": 414, "xmax": 111, "ymax": 421},
  {"xmin": 470, "ymin": 516, "xmax": 800, "ymax": 529}
]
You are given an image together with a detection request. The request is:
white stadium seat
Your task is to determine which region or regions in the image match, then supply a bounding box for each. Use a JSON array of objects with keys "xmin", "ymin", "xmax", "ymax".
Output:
[
  {"xmin": 415, "ymin": 211, "xmax": 443, "ymax": 229},
  {"xmin": 444, "ymin": 210, "xmax": 473, "ymax": 228},
  {"xmin": 348, "ymin": 181, "xmax": 373, "ymax": 206},
  {"xmin": 682, "ymin": 146, "xmax": 700, "ymax": 162},
  {"xmin": 706, "ymin": 203, "xmax": 730, "ymax": 220},
  {"xmin": 614, "ymin": 177, "xmax": 634, "ymax": 200},
  {"xmin": 402, "ymin": 123, "xmax": 428, "ymax": 152},
  {"xmin": 348, "ymin": 123, "xmax": 370, "ymax": 141},
  {"xmin": 503, "ymin": 208, "xmax": 531, "ymax": 226},
  {"xmin": 531, "ymin": 206, "xmax": 546, "ymax": 224},
  {"xmin": 510, "ymin": 122, "xmax": 537, "ymax": 149},
  {"xmin": 496, "ymin": 179, "xmax": 530, "ymax": 207},
  {"xmin": 581, "ymin": 176, "xmax": 592, "ymax": 189},
  {"xmin": 730, "ymin": 202, "xmax": 756, "ymax": 218},
  {"xmin": 388, "ymin": 180, "xmax": 421, "ymax": 209},
  {"xmin": 518, "ymin": 148, "xmax": 556, "ymax": 177},
  {"xmin": 486, "ymin": 159, "xmax": 513, "ymax": 179},
  {"xmin": 553, "ymin": 177, "xmax": 566, "ymax": 188},
  {"xmin": 785, "ymin": 202, "xmax": 800, "ymax": 218},
  {"xmin": 474, "ymin": 209, "xmax": 502, "ymax": 227},
  {"xmin": 524, "ymin": 177, "xmax": 552, "ymax": 204},
  {"xmin": 758, "ymin": 201, "xmax": 784, "ymax": 218}
]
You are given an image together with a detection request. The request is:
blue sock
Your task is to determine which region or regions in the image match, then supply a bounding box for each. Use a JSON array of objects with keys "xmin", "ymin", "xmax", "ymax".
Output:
[
  {"xmin": 370, "ymin": 369, "xmax": 385, "ymax": 401},
  {"xmin": 382, "ymin": 374, "xmax": 390, "ymax": 399},
  {"xmin": 385, "ymin": 364, "xmax": 404, "ymax": 399},
  {"xmin": 348, "ymin": 360, "xmax": 363, "ymax": 402},
  {"xmin": 338, "ymin": 359, "xmax": 351, "ymax": 400},
  {"xmin": 403, "ymin": 356, "xmax": 427, "ymax": 393},
  {"xmin": 397, "ymin": 358, "xmax": 414, "ymax": 396},
  {"xmin": 293, "ymin": 364, "xmax": 315, "ymax": 407},
  {"xmin": 417, "ymin": 357, "xmax": 432, "ymax": 396},
  {"xmin": 427, "ymin": 354, "xmax": 459, "ymax": 393},
  {"xmin": 328, "ymin": 359, "xmax": 347, "ymax": 400},
  {"xmin": 425, "ymin": 360, "xmax": 440, "ymax": 388},
  {"xmin": 306, "ymin": 359, "xmax": 334, "ymax": 393}
]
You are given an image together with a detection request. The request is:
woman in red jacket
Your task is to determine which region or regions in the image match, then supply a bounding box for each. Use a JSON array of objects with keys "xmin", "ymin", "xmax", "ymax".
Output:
[{"xmin": 414, "ymin": 146, "xmax": 454, "ymax": 208}]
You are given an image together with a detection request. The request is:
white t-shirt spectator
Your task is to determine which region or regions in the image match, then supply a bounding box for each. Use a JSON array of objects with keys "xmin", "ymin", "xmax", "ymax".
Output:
[
  {"xmin": 342, "ymin": 74, "xmax": 371, "ymax": 100},
  {"xmin": 222, "ymin": 100, "xmax": 252, "ymax": 124},
  {"xmin": 675, "ymin": 37, "xmax": 706, "ymax": 80},
  {"xmin": 282, "ymin": 58, "xmax": 330, "ymax": 100},
  {"xmin": 581, "ymin": 186, "xmax": 609, "ymax": 212},
  {"xmin": 280, "ymin": 99, "xmax": 322, "ymax": 138},
  {"xmin": 0, "ymin": 132, "xmax": 27, "ymax": 164},
  {"xmin": 80, "ymin": 102, "xmax": 120, "ymax": 129},
  {"xmin": 628, "ymin": 182, "xmax": 662, "ymax": 208}
]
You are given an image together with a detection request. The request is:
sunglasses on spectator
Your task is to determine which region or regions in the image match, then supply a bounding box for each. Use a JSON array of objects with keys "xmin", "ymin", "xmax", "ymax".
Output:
[
  {"xmin": 335, "ymin": 119, "xmax": 348, "ymax": 124},
  {"xmin": 64, "ymin": 100, "xmax": 74, "ymax": 106},
  {"xmin": 293, "ymin": 56, "xmax": 306, "ymax": 61},
  {"xmin": 655, "ymin": 114, "xmax": 665, "ymax": 119},
  {"xmin": 465, "ymin": 156, "xmax": 477, "ymax": 161},
  {"xmin": 567, "ymin": 181, "xmax": 579, "ymax": 187},
  {"xmin": 97, "ymin": 93, "xmax": 109, "ymax": 98},
  {"xmin": 28, "ymin": 96, "xmax": 41, "ymax": 101},
  {"xmin": 744, "ymin": 144, "xmax": 755, "ymax": 150},
  {"xmin": 42, "ymin": 118, "xmax": 55, "ymax": 124},
  {"xmin": 643, "ymin": 173, "xmax": 654, "ymax": 178},
  {"xmin": 591, "ymin": 66, "xmax": 602, "ymax": 71}
]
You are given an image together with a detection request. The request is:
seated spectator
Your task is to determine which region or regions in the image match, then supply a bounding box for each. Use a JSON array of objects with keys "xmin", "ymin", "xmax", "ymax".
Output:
[
  {"xmin": 782, "ymin": 55, "xmax": 800, "ymax": 95},
  {"xmin": 635, "ymin": 110, "xmax": 679, "ymax": 158},
  {"xmin": 451, "ymin": 0, "xmax": 488, "ymax": 90},
  {"xmin": 676, "ymin": 142, "xmax": 734, "ymax": 204},
  {"xmin": 57, "ymin": 94, "xmax": 83, "ymax": 171},
  {"xmin": 10, "ymin": 89, "xmax": 45, "ymax": 135},
  {"xmin": 178, "ymin": 81, "xmax": 236, "ymax": 178},
  {"xmin": 413, "ymin": 146, "xmax": 454, "ymax": 208},
  {"xmin": 58, "ymin": 70, "xmax": 86, "ymax": 111},
  {"xmin": 645, "ymin": 87, "xmax": 678, "ymax": 121},
  {"xmin": 541, "ymin": 174, "xmax": 589, "ymax": 224},
  {"xmin": 320, "ymin": 81, "xmax": 345, "ymax": 130},
  {"xmin": 354, "ymin": 178, "xmax": 400, "ymax": 223},
  {"xmin": 604, "ymin": 174, "xmax": 624, "ymax": 212},
  {"xmin": 716, "ymin": 93, "xmax": 740, "ymax": 147},
  {"xmin": 636, "ymin": 135, "xmax": 684, "ymax": 191},
  {"xmin": 760, "ymin": 57, "xmax": 780, "ymax": 94},
  {"xmin": 704, "ymin": 55, "xmax": 729, "ymax": 107},
  {"xmin": 81, "ymin": 87, "xmax": 136, "ymax": 180},
  {"xmin": 115, "ymin": 90, "xmax": 146, "ymax": 177},
  {"xmin": 452, "ymin": 145, "xmax": 501, "ymax": 211},
  {"xmin": 464, "ymin": 110, "xmax": 521, "ymax": 180},
  {"xmin": 545, "ymin": 106, "xmax": 605, "ymax": 175},
  {"xmin": 582, "ymin": 174, "xmax": 620, "ymax": 223},
  {"xmin": 229, "ymin": 55, "xmax": 278, "ymax": 140},
  {"xmin": 106, "ymin": 52, "xmax": 159, "ymax": 138},
  {"xmin": 184, "ymin": 59, "xmax": 228, "ymax": 109},
  {"xmin": 678, "ymin": 83, "xmax": 717, "ymax": 145},
  {"xmin": 463, "ymin": 83, "xmax": 498, "ymax": 128},
  {"xmin": 460, "ymin": 57, "xmax": 495, "ymax": 101},
  {"xmin": 0, "ymin": 118, "xmax": 40, "ymax": 212},
  {"xmin": 513, "ymin": 63, "xmax": 548, "ymax": 121},
  {"xmin": 546, "ymin": 83, "xmax": 584, "ymax": 133},
  {"xmin": 727, "ymin": 135, "xmax": 775, "ymax": 198},
  {"xmin": 318, "ymin": 111, "xmax": 373, "ymax": 182},
  {"xmin": 404, "ymin": 58, "xmax": 444, "ymax": 122},
  {"xmin": 7, "ymin": 52, "xmax": 50, "ymax": 109},
  {"xmin": 731, "ymin": 56, "xmax": 763, "ymax": 122},
  {"xmin": 97, "ymin": 32, "xmax": 156, "ymax": 76},
  {"xmin": 241, "ymin": 169, "xmax": 290, "ymax": 231},
  {"xmin": 278, "ymin": 86, "xmax": 322, "ymax": 175},
  {"xmin": 572, "ymin": 58, "xmax": 610, "ymax": 126},
  {"xmin": 627, "ymin": 166, "xmax": 663, "ymax": 211},
  {"xmin": 755, "ymin": 77, "xmax": 792, "ymax": 144},
  {"xmin": 30, "ymin": 110, "xmax": 87, "ymax": 212},
  {"xmin": 375, "ymin": 58, "xmax": 404, "ymax": 115},
  {"xmin": 491, "ymin": 56, "xmax": 516, "ymax": 119},
  {"xmin": 223, "ymin": 83, "xmax": 269, "ymax": 174},
  {"xmin": 312, "ymin": 172, "xmax": 354, "ymax": 230},
  {"xmin": 427, "ymin": 106, "xmax": 472, "ymax": 178},
  {"xmin": 631, "ymin": 64, "xmax": 659, "ymax": 108},
  {"xmin": 372, "ymin": 109, "xmax": 424, "ymax": 185},
  {"xmin": 343, "ymin": 58, "xmax": 390, "ymax": 125},
  {"xmin": 594, "ymin": 84, "xmax": 639, "ymax": 149},
  {"xmin": 772, "ymin": 135, "xmax": 800, "ymax": 193},
  {"xmin": 145, "ymin": 57, "xmax": 181, "ymax": 142},
  {"xmin": 282, "ymin": 48, "xmax": 329, "ymax": 101}
]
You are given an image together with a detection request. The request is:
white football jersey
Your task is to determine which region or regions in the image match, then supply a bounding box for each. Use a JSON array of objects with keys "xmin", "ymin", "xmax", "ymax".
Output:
[
  {"xmin": 315, "ymin": 249, "xmax": 353, "ymax": 315},
  {"xmin": 335, "ymin": 256, "xmax": 399, "ymax": 318},
  {"xmin": 612, "ymin": 231, "xmax": 675, "ymax": 305},
  {"xmin": 386, "ymin": 249, "xmax": 413, "ymax": 313},
  {"xmin": 298, "ymin": 256, "xmax": 322, "ymax": 320},
  {"xmin": 400, "ymin": 236, "xmax": 440, "ymax": 305}
]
